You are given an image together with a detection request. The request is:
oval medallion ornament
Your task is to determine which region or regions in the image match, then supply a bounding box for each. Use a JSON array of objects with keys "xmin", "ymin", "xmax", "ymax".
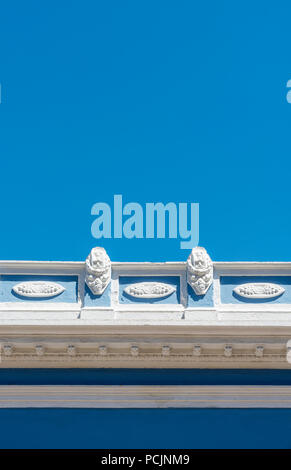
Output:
[
  {"xmin": 233, "ymin": 283, "xmax": 285, "ymax": 299},
  {"xmin": 124, "ymin": 282, "xmax": 176, "ymax": 299},
  {"xmin": 12, "ymin": 281, "xmax": 65, "ymax": 298}
]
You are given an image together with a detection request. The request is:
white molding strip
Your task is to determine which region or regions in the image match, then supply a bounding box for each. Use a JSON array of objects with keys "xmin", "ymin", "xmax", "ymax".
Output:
[
  {"xmin": 1, "ymin": 260, "xmax": 291, "ymax": 273},
  {"xmin": 0, "ymin": 385, "xmax": 290, "ymax": 408}
]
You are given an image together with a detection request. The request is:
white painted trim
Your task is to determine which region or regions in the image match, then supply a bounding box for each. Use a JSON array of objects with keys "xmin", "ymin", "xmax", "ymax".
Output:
[
  {"xmin": 0, "ymin": 323, "xmax": 290, "ymax": 334},
  {"xmin": 0, "ymin": 324, "xmax": 288, "ymax": 368},
  {"xmin": 0, "ymin": 385, "xmax": 289, "ymax": 407},
  {"xmin": 0, "ymin": 303, "xmax": 81, "ymax": 311},
  {"xmin": 1, "ymin": 260, "xmax": 291, "ymax": 273},
  {"xmin": 116, "ymin": 304, "xmax": 184, "ymax": 311}
]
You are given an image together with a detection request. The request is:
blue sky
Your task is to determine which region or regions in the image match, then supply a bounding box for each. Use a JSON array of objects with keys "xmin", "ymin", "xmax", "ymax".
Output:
[{"xmin": 0, "ymin": 1, "xmax": 291, "ymax": 262}]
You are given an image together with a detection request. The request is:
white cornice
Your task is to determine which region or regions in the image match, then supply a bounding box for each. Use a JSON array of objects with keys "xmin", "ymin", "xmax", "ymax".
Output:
[
  {"xmin": 0, "ymin": 259, "xmax": 290, "ymax": 369},
  {"xmin": 0, "ymin": 324, "xmax": 289, "ymax": 368},
  {"xmin": 0, "ymin": 261, "xmax": 85, "ymax": 274},
  {"xmin": 215, "ymin": 262, "xmax": 291, "ymax": 275},
  {"xmin": 0, "ymin": 323, "xmax": 291, "ymax": 334},
  {"xmin": 1, "ymin": 260, "xmax": 291, "ymax": 273}
]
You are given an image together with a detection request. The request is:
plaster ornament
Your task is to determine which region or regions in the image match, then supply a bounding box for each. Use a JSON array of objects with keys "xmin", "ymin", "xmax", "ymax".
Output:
[
  {"xmin": 67, "ymin": 345, "xmax": 76, "ymax": 356},
  {"xmin": 12, "ymin": 281, "xmax": 65, "ymax": 298},
  {"xmin": 224, "ymin": 345, "xmax": 232, "ymax": 357},
  {"xmin": 131, "ymin": 345, "xmax": 139, "ymax": 357},
  {"xmin": 255, "ymin": 345, "xmax": 264, "ymax": 358},
  {"xmin": 186, "ymin": 247, "xmax": 213, "ymax": 295},
  {"xmin": 162, "ymin": 345, "xmax": 171, "ymax": 356},
  {"xmin": 99, "ymin": 345, "xmax": 107, "ymax": 356},
  {"xmin": 85, "ymin": 247, "xmax": 111, "ymax": 295},
  {"xmin": 233, "ymin": 283, "xmax": 284, "ymax": 299},
  {"xmin": 124, "ymin": 282, "xmax": 176, "ymax": 299},
  {"xmin": 193, "ymin": 345, "xmax": 201, "ymax": 357},
  {"xmin": 3, "ymin": 345, "xmax": 13, "ymax": 356},
  {"xmin": 35, "ymin": 345, "xmax": 45, "ymax": 356}
]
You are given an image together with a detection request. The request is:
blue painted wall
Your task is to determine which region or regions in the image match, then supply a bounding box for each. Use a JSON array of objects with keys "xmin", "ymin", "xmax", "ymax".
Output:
[
  {"xmin": 0, "ymin": 370, "xmax": 290, "ymax": 448},
  {"xmin": 2, "ymin": 369, "xmax": 291, "ymax": 385},
  {"xmin": 0, "ymin": 408, "xmax": 291, "ymax": 449},
  {"xmin": 187, "ymin": 283, "xmax": 214, "ymax": 307},
  {"xmin": 83, "ymin": 283, "xmax": 111, "ymax": 307},
  {"xmin": 220, "ymin": 276, "xmax": 291, "ymax": 304},
  {"xmin": 6, "ymin": 274, "xmax": 291, "ymax": 308},
  {"xmin": 0, "ymin": 275, "xmax": 78, "ymax": 303}
]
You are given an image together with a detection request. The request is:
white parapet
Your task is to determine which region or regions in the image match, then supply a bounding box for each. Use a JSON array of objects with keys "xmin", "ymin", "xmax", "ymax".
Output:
[{"xmin": 0, "ymin": 257, "xmax": 289, "ymax": 368}]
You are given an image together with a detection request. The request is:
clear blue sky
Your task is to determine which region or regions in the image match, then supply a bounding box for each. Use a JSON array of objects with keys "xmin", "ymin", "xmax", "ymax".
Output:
[{"xmin": 0, "ymin": 1, "xmax": 291, "ymax": 262}]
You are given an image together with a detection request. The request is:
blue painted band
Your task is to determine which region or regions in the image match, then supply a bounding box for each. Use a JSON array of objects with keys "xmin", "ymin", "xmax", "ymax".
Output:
[{"xmin": 1, "ymin": 369, "xmax": 291, "ymax": 385}]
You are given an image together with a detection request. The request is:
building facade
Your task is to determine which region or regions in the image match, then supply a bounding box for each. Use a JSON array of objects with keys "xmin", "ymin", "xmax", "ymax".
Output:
[{"xmin": 1, "ymin": 247, "xmax": 291, "ymax": 448}]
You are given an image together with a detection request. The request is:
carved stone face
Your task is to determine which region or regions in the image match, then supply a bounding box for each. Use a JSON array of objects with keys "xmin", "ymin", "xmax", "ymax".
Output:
[
  {"xmin": 85, "ymin": 247, "xmax": 111, "ymax": 295},
  {"xmin": 189, "ymin": 247, "xmax": 211, "ymax": 273},
  {"xmin": 86, "ymin": 247, "xmax": 110, "ymax": 274},
  {"xmin": 187, "ymin": 246, "xmax": 213, "ymax": 295}
]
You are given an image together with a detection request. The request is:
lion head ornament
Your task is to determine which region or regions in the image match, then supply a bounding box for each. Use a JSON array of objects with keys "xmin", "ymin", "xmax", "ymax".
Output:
[
  {"xmin": 186, "ymin": 246, "xmax": 213, "ymax": 295},
  {"xmin": 85, "ymin": 247, "xmax": 111, "ymax": 295}
]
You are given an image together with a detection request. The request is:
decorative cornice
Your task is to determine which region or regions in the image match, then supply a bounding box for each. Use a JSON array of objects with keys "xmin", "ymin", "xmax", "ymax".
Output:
[
  {"xmin": 0, "ymin": 259, "xmax": 291, "ymax": 276},
  {"xmin": 0, "ymin": 333, "xmax": 288, "ymax": 368},
  {"xmin": 1, "ymin": 260, "xmax": 291, "ymax": 274},
  {"xmin": 0, "ymin": 256, "xmax": 291, "ymax": 369}
]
